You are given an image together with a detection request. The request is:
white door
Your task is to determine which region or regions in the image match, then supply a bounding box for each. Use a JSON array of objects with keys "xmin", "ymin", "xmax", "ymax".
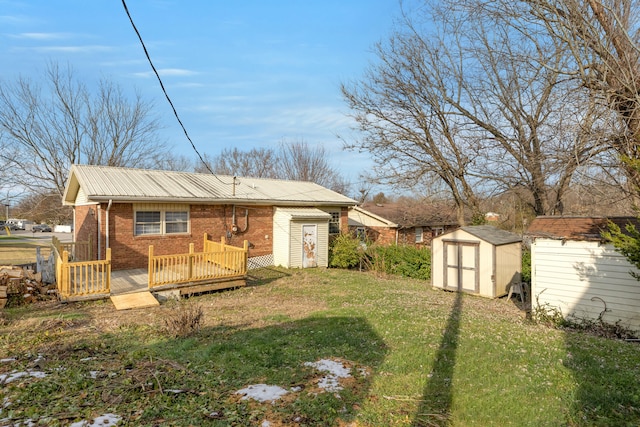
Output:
[
  {"xmin": 444, "ymin": 241, "xmax": 479, "ymax": 293},
  {"xmin": 302, "ymin": 224, "xmax": 318, "ymax": 268}
]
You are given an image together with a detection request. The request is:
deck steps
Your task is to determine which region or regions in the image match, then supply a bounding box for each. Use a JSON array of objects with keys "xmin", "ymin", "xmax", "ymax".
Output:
[{"xmin": 110, "ymin": 291, "xmax": 159, "ymax": 310}]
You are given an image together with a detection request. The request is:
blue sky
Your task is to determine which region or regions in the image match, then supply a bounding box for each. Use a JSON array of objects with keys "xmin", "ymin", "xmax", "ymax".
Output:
[{"xmin": 1, "ymin": 0, "xmax": 405, "ymax": 195}]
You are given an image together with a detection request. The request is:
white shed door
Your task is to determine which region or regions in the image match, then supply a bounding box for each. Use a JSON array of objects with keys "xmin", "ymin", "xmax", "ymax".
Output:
[
  {"xmin": 302, "ymin": 224, "xmax": 318, "ymax": 268},
  {"xmin": 444, "ymin": 241, "xmax": 479, "ymax": 293}
]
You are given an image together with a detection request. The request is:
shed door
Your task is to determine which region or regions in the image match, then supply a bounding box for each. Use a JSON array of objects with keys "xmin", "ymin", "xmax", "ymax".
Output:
[
  {"xmin": 444, "ymin": 241, "xmax": 479, "ymax": 293},
  {"xmin": 302, "ymin": 224, "xmax": 318, "ymax": 268}
]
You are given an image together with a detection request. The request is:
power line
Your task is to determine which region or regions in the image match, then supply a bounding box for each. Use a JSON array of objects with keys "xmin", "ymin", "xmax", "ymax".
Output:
[{"xmin": 120, "ymin": 0, "xmax": 226, "ymax": 183}]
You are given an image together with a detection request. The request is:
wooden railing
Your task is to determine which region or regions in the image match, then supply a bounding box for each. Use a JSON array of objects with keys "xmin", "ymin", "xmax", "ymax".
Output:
[
  {"xmin": 148, "ymin": 235, "xmax": 248, "ymax": 289},
  {"xmin": 52, "ymin": 236, "xmax": 93, "ymax": 262},
  {"xmin": 53, "ymin": 240, "xmax": 110, "ymax": 299}
]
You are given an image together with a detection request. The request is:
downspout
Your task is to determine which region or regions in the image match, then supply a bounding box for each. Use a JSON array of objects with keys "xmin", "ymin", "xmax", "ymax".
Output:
[
  {"xmin": 97, "ymin": 204, "xmax": 102, "ymax": 260},
  {"xmin": 105, "ymin": 199, "xmax": 113, "ymax": 259}
]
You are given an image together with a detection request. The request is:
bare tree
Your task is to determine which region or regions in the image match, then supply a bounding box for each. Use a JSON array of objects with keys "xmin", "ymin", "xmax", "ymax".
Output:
[
  {"xmin": 341, "ymin": 0, "xmax": 603, "ymax": 222},
  {"xmin": 521, "ymin": 0, "xmax": 640, "ymax": 196},
  {"xmin": 277, "ymin": 140, "xmax": 350, "ymax": 194},
  {"xmin": 201, "ymin": 148, "xmax": 279, "ymax": 178},
  {"xmin": 202, "ymin": 140, "xmax": 351, "ymax": 195},
  {"xmin": 0, "ymin": 62, "xmax": 166, "ymax": 196}
]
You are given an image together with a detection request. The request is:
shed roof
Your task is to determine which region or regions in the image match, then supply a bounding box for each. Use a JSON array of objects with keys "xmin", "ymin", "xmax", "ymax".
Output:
[
  {"xmin": 458, "ymin": 225, "xmax": 522, "ymax": 245},
  {"xmin": 526, "ymin": 216, "xmax": 640, "ymax": 241},
  {"xmin": 63, "ymin": 165, "xmax": 357, "ymax": 207},
  {"xmin": 275, "ymin": 207, "xmax": 332, "ymax": 220}
]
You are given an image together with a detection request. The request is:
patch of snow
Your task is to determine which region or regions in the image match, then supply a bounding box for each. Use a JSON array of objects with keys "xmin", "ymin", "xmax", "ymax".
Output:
[
  {"xmin": 69, "ymin": 413, "xmax": 121, "ymax": 427},
  {"xmin": 304, "ymin": 359, "xmax": 351, "ymax": 378},
  {"xmin": 235, "ymin": 384, "xmax": 289, "ymax": 402},
  {"xmin": 0, "ymin": 370, "xmax": 47, "ymax": 384},
  {"xmin": 0, "ymin": 358, "xmax": 16, "ymax": 363},
  {"xmin": 80, "ymin": 357, "xmax": 94, "ymax": 362},
  {"xmin": 304, "ymin": 359, "xmax": 352, "ymax": 393},
  {"xmin": 166, "ymin": 389, "xmax": 184, "ymax": 394},
  {"xmin": 89, "ymin": 371, "xmax": 100, "ymax": 379},
  {"xmin": 261, "ymin": 421, "xmax": 272, "ymax": 427}
]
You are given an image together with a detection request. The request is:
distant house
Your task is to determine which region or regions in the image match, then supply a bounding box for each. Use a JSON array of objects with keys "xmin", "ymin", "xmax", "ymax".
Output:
[
  {"xmin": 526, "ymin": 216, "xmax": 640, "ymax": 333},
  {"xmin": 62, "ymin": 165, "xmax": 357, "ymax": 270},
  {"xmin": 348, "ymin": 201, "xmax": 459, "ymax": 246}
]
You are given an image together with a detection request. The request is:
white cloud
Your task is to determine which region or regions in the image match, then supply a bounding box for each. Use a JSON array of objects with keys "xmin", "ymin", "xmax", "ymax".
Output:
[{"xmin": 11, "ymin": 32, "xmax": 70, "ymax": 40}]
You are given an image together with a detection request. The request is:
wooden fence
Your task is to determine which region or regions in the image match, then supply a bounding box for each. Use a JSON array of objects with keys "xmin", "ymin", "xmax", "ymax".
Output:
[
  {"xmin": 148, "ymin": 235, "xmax": 248, "ymax": 289},
  {"xmin": 52, "ymin": 237, "xmax": 110, "ymax": 299}
]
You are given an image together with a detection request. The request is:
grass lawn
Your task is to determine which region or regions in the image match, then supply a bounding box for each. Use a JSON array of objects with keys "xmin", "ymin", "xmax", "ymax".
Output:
[
  {"xmin": 1, "ymin": 268, "xmax": 639, "ymax": 426},
  {"xmin": 0, "ymin": 235, "xmax": 51, "ymax": 265}
]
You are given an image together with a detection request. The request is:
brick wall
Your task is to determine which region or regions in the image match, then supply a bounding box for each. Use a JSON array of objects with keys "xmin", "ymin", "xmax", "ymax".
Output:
[
  {"xmin": 93, "ymin": 203, "xmax": 274, "ymax": 270},
  {"xmin": 74, "ymin": 204, "xmax": 99, "ymax": 258}
]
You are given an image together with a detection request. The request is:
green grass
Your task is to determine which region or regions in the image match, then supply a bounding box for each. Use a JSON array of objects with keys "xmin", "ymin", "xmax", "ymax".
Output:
[
  {"xmin": 1, "ymin": 268, "xmax": 640, "ymax": 426},
  {"xmin": 0, "ymin": 235, "xmax": 52, "ymax": 264}
]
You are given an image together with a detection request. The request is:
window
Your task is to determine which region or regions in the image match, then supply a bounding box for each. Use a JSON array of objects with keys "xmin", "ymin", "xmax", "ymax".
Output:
[
  {"xmin": 135, "ymin": 208, "xmax": 189, "ymax": 236},
  {"xmin": 432, "ymin": 227, "xmax": 444, "ymax": 237},
  {"xmin": 329, "ymin": 211, "xmax": 341, "ymax": 234},
  {"xmin": 415, "ymin": 227, "xmax": 423, "ymax": 243},
  {"xmin": 356, "ymin": 227, "xmax": 366, "ymax": 241}
]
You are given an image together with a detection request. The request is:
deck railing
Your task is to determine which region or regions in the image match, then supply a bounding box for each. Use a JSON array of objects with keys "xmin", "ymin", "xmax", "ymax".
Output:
[
  {"xmin": 148, "ymin": 235, "xmax": 248, "ymax": 289},
  {"xmin": 53, "ymin": 241, "xmax": 111, "ymax": 299},
  {"xmin": 52, "ymin": 236, "xmax": 93, "ymax": 262}
]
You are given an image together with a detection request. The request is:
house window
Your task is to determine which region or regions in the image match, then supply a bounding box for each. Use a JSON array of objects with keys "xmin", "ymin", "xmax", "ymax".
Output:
[
  {"xmin": 329, "ymin": 211, "xmax": 341, "ymax": 234},
  {"xmin": 356, "ymin": 227, "xmax": 366, "ymax": 241},
  {"xmin": 415, "ymin": 227, "xmax": 424, "ymax": 243},
  {"xmin": 432, "ymin": 227, "xmax": 444, "ymax": 237},
  {"xmin": 135, "ymin": 209, "xmax": 189, "ymax": 236}
]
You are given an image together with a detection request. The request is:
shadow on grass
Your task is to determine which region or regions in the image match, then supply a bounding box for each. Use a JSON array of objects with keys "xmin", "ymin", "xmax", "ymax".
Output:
[
  {"xmin": 132, "ymin": 315, "xmax": 388, "ymax": 425},
  {"xmin": 412, "ymin": 291, "xmax": 463, "ymax": 426}
]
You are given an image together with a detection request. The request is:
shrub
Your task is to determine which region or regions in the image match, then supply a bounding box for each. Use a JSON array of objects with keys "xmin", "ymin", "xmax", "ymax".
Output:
[
  {"xmin": 162, "ymin": 299, "xmax": 204, "ymax": 338},
  {"xmin": 329, "ymin": 233, "xmax": 365, "ymax": 269},
  {"xmin": 369, "ymin": 244, "xmax": 431, "ymax": 280}
]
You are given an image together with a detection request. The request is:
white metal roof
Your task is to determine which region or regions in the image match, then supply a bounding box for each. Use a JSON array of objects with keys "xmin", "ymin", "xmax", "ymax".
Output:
[
  {"xmin": 274, "ymin": 207, "xmax": 332, "ymax": 219},
  {"xmin": 63, "ymin": 164, "xmax": 357, "ymax": 207}
]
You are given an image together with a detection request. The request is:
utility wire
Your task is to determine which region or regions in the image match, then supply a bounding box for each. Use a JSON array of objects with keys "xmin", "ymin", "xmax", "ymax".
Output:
[{"xmin": 120, "ymin": 0, "xmax": 226, "ymax": 183}]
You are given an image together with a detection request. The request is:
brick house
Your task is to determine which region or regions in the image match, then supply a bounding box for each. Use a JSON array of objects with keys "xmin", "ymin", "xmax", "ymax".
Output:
[
  {"xmin": 62, "ymin": 165, "xmax": 357, "ymax": 270},
  {"xmin": 349, "ymin": 201, "xmax": 459, "ymax": 247}
]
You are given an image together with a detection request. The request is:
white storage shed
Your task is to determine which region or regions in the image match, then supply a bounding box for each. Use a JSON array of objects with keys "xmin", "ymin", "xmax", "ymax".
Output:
[
  {"xmin": 273, "ymin": 207, "xmax": 331, "ymax": 268},
  {"xmin": 527, "ymin": 216, "xmax": 640, "ymax": 333},
  {"xmin": 432, "ymin": 225, "xmax": 522, "ymax": 298}
]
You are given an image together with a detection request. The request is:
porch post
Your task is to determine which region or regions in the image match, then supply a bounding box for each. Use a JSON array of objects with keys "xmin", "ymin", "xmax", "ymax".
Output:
[
  {"xmin": 148, "ymin": 245, "xmax": 154, "ymax": 289},
  {"xmin": 188, "ymin": 243, "xmax": 194, "ymax": 280}
]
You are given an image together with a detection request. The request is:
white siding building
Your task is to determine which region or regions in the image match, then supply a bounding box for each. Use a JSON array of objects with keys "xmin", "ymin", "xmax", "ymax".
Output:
[{"xmin": 528, "ymin": 216, "xmax": 640, "ymax": 333}]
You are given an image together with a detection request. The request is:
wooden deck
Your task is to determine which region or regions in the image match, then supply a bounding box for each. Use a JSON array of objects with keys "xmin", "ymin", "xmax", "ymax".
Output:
[
  {"xmin": 110, "ymin": 268, "xmax": 246, "ymax": 296},
  {"xmin": 111, "ymin": 268, "xmax": 148, "ymax": 294}
]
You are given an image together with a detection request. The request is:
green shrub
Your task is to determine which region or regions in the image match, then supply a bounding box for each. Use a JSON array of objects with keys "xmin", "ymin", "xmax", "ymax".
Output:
[
  {"xmin": 329, "ymin": 233, "xmax": 364, "ymax": 268},
  {"xmin": 369, "ymin": 244, "xmax": 431, "ymax": 280}
]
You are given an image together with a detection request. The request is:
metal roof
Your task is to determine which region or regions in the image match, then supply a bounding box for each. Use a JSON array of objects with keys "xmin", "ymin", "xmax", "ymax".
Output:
[
  {"xmin": 275, "ymin": 207, "xmax": 332, "ymax": 219},
  {"xmin": 63, "ymin": 165, "xmax": 357, "ymax": 207}
]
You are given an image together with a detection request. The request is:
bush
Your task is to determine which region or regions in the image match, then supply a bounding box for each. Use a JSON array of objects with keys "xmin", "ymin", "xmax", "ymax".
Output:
[
  {"xmin": 370, "ymin": 245, "xmax": 431, "ymax": 280},
  {"xmin": 162, "ymin": 299, "xmax": 204, "ymax": 338},
  {"xmin": 329, "ymin": 233, "xmax": 365, "ymax": 268},
  {"xmin": 329, "ymin": 233, "xmax": 432, "ymax": 280}
]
